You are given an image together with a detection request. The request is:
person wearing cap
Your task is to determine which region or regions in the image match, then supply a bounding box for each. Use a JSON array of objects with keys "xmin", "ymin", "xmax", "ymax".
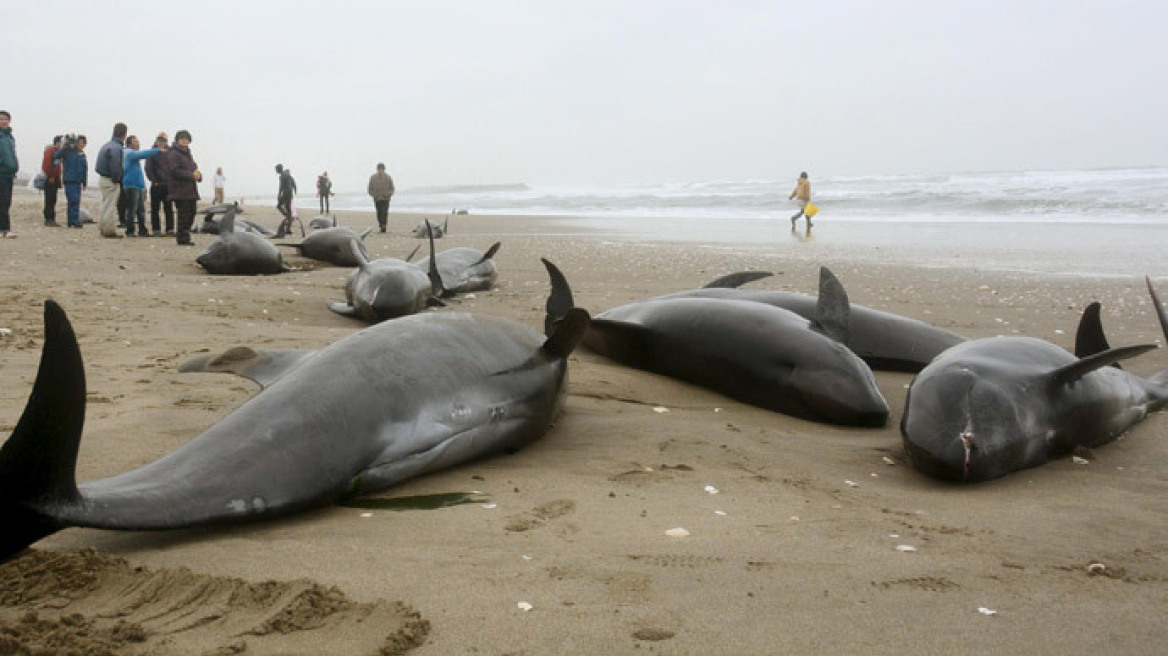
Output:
[
  {"xmin": 367, "ymin": 162, "xmax": 395, "ymax": 233},
  {"xmin": 163, "ymin": 130, "xmax": 202, "ymax": 245}
]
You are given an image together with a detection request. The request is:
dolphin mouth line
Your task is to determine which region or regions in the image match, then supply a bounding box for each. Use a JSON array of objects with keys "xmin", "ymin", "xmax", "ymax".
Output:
[{"xmin": 960, "ymin": 431, "xmax": 974, "ymax": 482}]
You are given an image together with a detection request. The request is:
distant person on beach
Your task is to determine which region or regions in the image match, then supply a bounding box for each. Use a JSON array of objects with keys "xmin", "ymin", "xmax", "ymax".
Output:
[
  {"xmin": 0, "ymin": 111, "xmax": 16, "ymax": 238},
  {"xmin": 95, "ymin": 123, "xmax": 128, "ymax": 238},
  {"xmin": 274, "ymin": 164, "xmax": 297, "ymax": 237},
  {"xmin": 54, "ymin": 134, "xmax": 88, "ymax": 228},
  {"xmin": 789, "ymin": 171, "xmax": 811, "ymax": 227},
  {"xmin": 146, "ymin": 133, "xmax": 174, "ymax": 236},
  {"xmin": 213, "ymin": 167, "xmax": 226, "ymax": 204},
  {"xmin": 41, "ymin": 135, "xmax": 64, "ymax": 226},
  {"xmin": 163, "ymin": 130, "xmax": 201, "ymax": 245},
  {"xmin": 317, "ymin": 171, "xmax": 333, "ymax": 214},
  {"xmin": 121, "ymin": 135, "xmax": 164, "ymax": 237},
  {"xmin": 367, "ymin": 163, "xmax": 395, "ymax": 233}
]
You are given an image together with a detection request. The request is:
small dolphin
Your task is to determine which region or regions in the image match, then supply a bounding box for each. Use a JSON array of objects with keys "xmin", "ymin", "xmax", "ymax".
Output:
[
  {"xmin": 309, "ymin": 215, "xmax": 335, "ymax": 230},
  {"xmin": 901, "ymin": 278, "xmax": 1168, "ymax": 482},
  {"xmin": 660, "ymin": 268, "xmax": 965, "ymax": 372},
  {"xmin": 329, "ymin": 220, "xmax": 449, "ymax": 322},
  {"xmin": 412, "ymin": 214, "xmax": 450, "ymax": 239},
  {"xmin": 278, "ymin": 226, "xmax": 375, "ymax": 267},
  {"xmin": 585, "ymin": 271, "xmax": 889, "ymax": 426},
  {"xmin": 195, "ymin": 209, "xmax": 288, "ymax": 275},
  {"xmin": 413, "ymin": 242, "xmax": 501, "ymax": 294},
  {"xmin": 0, "ymin": 261, "xmax": 590, "ymax": 561}
]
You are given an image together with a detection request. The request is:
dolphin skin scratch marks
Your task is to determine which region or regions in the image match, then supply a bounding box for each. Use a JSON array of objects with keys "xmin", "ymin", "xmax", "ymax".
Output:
[{"xmin": 0, "ymin": 261, "xmax": 590, "ymax": 561}]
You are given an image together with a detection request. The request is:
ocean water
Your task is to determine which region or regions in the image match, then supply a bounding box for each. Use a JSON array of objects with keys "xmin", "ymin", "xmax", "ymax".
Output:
[{"xmin": 317, "ymin": 167, "xmax": 1168, "ymax": 225}]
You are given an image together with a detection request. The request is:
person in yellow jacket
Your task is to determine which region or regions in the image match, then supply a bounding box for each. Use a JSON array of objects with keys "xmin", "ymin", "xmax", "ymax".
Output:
[{"xmin": 788, "ymin": 171, "xmax": 811, "ymax": 227}]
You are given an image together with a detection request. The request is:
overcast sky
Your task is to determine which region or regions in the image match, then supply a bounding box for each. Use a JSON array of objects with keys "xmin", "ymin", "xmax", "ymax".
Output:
[{"xmin": 4, "ymin": 1, "xmax": 1166, "ymax": 195}]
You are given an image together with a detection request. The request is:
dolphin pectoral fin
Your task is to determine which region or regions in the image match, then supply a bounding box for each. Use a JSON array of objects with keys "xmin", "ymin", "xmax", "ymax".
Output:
[
  {"xmin": 179, "ymin": 347, "xmax": 318, "ymax": 389},
  {"xmin": 1074, "ymin": 302, "xmax": 1115, "ymax": 362},
  {"xmin": 0, "ymin": 301, "xmax": 87, "ymax": 561},
  {"xmin": 1051, "ymin": 343, "xmax": 1158, "ymax": 386},
  {"xmin": 348, "ymin": 238, "xmax": 370, "ymax": 268},
  {"xmin": 808, "ymin": 266, "xmax": 851, "ymax": 344},
  {"xmin": 702, "ymin": 271, "xmax": 774, "ymax": 289},
  {"xmin": 359, "ymin": 227, "xmax": 374, "ymax": 241},
  {"xmin": 426, "ymin": 298, "xmax": 447, "ymax": 308},
  {"xmin": 328, "ymin": 301, "xmax": 362, "ymax": 318},
  {"xmin": 474, "ymin": 242, "xmax": 501, "ymax": 265},
  {"xmin": 542, "ymin": 258, "xmax": 575, "ymax": 336},
  {"xmin": 543, "ymin": 308, "xmax": 591, "ymax": 358}
]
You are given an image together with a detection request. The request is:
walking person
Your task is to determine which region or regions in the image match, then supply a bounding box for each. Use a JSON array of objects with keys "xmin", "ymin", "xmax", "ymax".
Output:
[
  {"xmin": 55, "ymin": 135, "xmax": 88, "ymax": 228},
  {"xmin": 274, "ymin": 164, "xmax": 297, "ymax": 237},
  {"xmin": 95, "ymin": 122, "xmax": 128, "ymax": 238},
  {"xmin": 145, "ymin": 134, "xmax": 174, "ymax": 236},
  {"xmin": 163, "ymin": 130, "xmax": 202, "ymax": 245},
  {"xmin": 789, "ymin": 171, "xmax": 812, "ymax": 227},
  {"xmin": 367, "ymin": 162, "xmax": 394, "ymax": 233},
  {"xmin": 317, "ymin": 171, "xmax": 332, "ymax": 214},
  {"xmin": 0, "ymin": 111, "xmax": 17, "ymax": 238},
  {"xmin": 213, "ymin": 167, "xmax": 225, "ymax": 204},
  {"xmin": 41, "ymin": 135, "xmax": 64, "ymax": 226},
  {"xmin": 121, "ymin": 135, "xmax": 163, "ymax": 237}
]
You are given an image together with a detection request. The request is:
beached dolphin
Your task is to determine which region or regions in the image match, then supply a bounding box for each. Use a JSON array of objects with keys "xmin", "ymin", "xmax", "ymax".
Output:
[
  {"xmin": 659, "ymin": 268, "xmax": 965, "ymax": 372},
  {"xmin": 195, "ymin": 209, "xmax": 288, "ymax": 275},
  {"xmin": 78, "ymin": 208, "xmax": 94, "ymax": 224},
  {"xmin": 413, "ymin": 242, "xmax": 501, "ymax": 294},
  {"xmin": 412, "ymin": 214, "xmax": 450, "ymax": 239},
  {"xmin": 278, "ymin": 226, "xmax": 375, "ymax": 267},
  {"xmin": 195, "ymin": 203, "xmax": 275, "ymax": 236},
  {"xmin": 901, "ymin": 278, "xmax": 1168, "ymax": 483},
  {"xmin": 309, "ymin": 215, "xmax": 335, "ymax": 230},
  {"xmin": 0, "ymin": 260, "xmax": 590, "ymax": 562},
  {"xmin": 584, "ymin": 271, "xmax": 890, "ymax": 426},
  {"xmin": 328, "ymin": 220, "xmax": 448, "ymax": 322}
]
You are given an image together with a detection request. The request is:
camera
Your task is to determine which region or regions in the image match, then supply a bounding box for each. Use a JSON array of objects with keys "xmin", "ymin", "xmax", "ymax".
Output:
[{"xmin": 63, "ymin": 133, "xmax": 78, "ymax": 149}]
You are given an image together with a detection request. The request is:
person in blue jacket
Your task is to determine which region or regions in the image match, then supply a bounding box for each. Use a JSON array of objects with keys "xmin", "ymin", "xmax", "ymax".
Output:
[
  {"xmin": 121, "ymin": 135, "xmax": 164, "ymax": 237},
  {"xmin": 54, "ymin": 135, "xmax": 89, "ymax": 228},
  {"xmin": 95, "ymin": 122, "xmax": 127, "ymax": 238}
]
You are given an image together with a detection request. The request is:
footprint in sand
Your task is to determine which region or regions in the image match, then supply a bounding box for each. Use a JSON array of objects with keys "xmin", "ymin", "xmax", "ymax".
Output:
[{"xmin": 503, "ymin": 499, "xmax": 576, "ymax": 532}]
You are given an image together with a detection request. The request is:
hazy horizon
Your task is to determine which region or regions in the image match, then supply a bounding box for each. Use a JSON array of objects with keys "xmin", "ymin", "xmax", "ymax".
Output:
[{"xmin": 4, "ymin": 1, "xmax": 1166, "ymax": 196}]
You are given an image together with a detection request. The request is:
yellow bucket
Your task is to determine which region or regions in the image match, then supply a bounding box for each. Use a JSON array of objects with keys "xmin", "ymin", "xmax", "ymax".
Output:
[{"xmin": 804, "ymin": 202, "xmax": 819, "ymax": 218}]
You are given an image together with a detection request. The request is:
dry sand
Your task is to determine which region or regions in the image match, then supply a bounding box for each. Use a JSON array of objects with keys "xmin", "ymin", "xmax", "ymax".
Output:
[{"xmin": 0, "ymin": 190, "xmax": 1166, "ymax": 655}]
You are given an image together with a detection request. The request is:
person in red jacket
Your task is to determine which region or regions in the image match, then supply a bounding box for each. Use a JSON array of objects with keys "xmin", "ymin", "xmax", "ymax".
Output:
[{"xmin": 41, "ymin": 135, "xmax": 63, "ymax": 226}]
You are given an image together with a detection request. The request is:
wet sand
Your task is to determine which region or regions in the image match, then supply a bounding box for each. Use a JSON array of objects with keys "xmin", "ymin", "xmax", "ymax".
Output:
[{"xmin": 1, "ymin": 190, "xmax": 1167, "ymax": 655}]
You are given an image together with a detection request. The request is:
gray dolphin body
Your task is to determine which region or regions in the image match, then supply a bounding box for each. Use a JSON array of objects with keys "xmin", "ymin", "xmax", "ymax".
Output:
[
  {"xmin": 414, "ymin": 243, "xmax": 501, "ymax": 294},
  {"xmin": 279, "ymin": 226, "xmax": 375, "ymax": 266},
  {"xmin": 328, "ymin": 223, "xmax": 447, "ymax": 323},
  {"xmin": 195, "ymin": 210, "xmax": 287, "ymax": 275},
  {"xmin": 901, "ymin": 279, "xmax": 1168, "ymax": 483},
  {"xmin": 660, "ymin": 270, "xmax": 964, "ymax": 372},
  {"xmin": 584, "ymin": 271, "xmax": 889, "ymax": 426},
  {"xmin": 0, "ymin": 261, "xmax": 590, "ymax": 562},
  {"xmin": 309, "ymin": 215, "xmax": 334, "ymax": 230},
  {"xmin": 412, "ymin": 215, "xmax": 449, "ymax": 238}
]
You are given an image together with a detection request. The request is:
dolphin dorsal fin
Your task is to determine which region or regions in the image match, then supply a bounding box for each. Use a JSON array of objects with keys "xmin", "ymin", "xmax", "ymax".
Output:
[
  {"xmin": 1149, "ymin": 277, "xmax": 1168, "ymax": 343},
  {"xmin": 474, "ymin": 242, "xmax": 501, "ymax": 266},
  {"xmin": 542, "ymin": 308, "xmax": 591, "ymax": 358},
  {"xmin": 424, "ymin": 220, "xmax": 448, "ymax": 298},
  {"xmin": 443, "ymin": 215, "xmax": 450, "ymax": 234},
  {"xmin": 179, "ymin": 348, "xmax": 317, "ymax": 389},
  {"xmin": 541, "ymin": 258, "xmax": 575, "ymax": 336},
  {"xmin": 1051, "ymin": 344, "xmax": 1158, "ymax": 386},
  {"xmin": 808, "ymin": 266, "xmax": 850, "ymax": 343},
  {"xmin": 1074, "ymin": 302, "xmax": 1114, "ymax": 361},
  {"xmin": 332, "ymin": 214, "xmax": 338, "ymax": 228},
  {"xmin": 702, "ymin": 271, "xmax": 774, "ymax": 289},
  {"xmin": 219, "ymin": 206, "xmax": 237, "ymax": 234}
]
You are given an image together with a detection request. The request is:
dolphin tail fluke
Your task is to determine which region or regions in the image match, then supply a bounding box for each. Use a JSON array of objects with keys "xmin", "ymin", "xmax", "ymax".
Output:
[
  {"xmin": 809, "ymin": 266, "xmax": 851, "ymax": 344},
  {"xmin": 474, "ymin": 242, "xmax": 501, "ymax": 265},
  {"xmin": 702, "ymin": 271, "xmax": 773, "ymax": 289},
  {"xmin": 0, "ymin": 301, "xmax": 87, "ymax": 561}
]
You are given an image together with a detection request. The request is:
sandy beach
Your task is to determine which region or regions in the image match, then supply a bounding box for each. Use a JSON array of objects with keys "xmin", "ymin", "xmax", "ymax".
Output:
[{"xmin": 1, "ymin": 189, "xmax": 1166, "ymax": 655}]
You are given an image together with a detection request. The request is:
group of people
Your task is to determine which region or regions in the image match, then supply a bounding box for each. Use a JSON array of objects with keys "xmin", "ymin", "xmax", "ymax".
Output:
[{"xmin": 270, "ymin": 163, "xmax": 396, "ymax": 236}]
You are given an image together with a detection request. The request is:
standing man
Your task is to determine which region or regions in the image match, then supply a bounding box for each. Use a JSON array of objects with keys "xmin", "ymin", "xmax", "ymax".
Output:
[
  {"xmin": 121, "ymin": 135, "xmax": 163, "ymax": 237},
  {"xmin": 789, "ymin": 171, "xmax": 811, "ymax": 227},
  {"xmin": 0, "ymin": 111, "xmax": 17, "ymax": 239},
  {"xmin": 95, "ymin": 122, "xmax": 128, "ymax": 238},
  {"xmin": 163, "ymin": 130, "xmax": 201, "ymax": 245},
  {"xmin": 55, "ymin": 135, "xmax": 88, "ymax": 228},
  {"xmin": 41, "ymin": 135, "xmax": 64, "ymax": 226},
  {"xmin": 213, "ymin": 167, "xmax": 226, "ymax": 204},
  {"xmin": 145, "ymin": 133, "xmax": 173, "ymax": 236},
  {"xmin": 367, "ymin": 162, "xmax": 394, "ymax": 233},
  {"xmin": 317, "ymin": 171, "xmax": 333, "ymax": 214},
  {"xmin": 274, "ymin": 163, "xmax": 297, "ymax": 237}
]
